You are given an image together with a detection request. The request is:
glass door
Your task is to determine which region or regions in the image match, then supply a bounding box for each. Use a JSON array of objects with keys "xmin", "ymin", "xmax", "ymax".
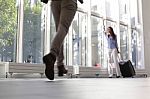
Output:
[{"xmin": 72, "ymin": 12, "xmax": 87, "ymax": 66}]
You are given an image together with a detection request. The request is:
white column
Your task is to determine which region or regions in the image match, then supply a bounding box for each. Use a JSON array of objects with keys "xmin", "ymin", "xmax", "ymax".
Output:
[
  {"xmin": 142, "ymin": 0, "xmax": 150, "ymax": 76},
  {"xmin": 116, "ymin": 0, "xmax": 120, "ymax": 51},
  {"xmin": 16, "ymin": 0, "xmax": 24, "ymax": 63},
  {"xmin": 138, "ymin": 0, "xmax": 144, "ymax": 70},
  {"xmin": 87, "ymin": 0, "xmax": 92, "ymax": 67},
  {"xmin": 68, "ymin": 27, "xmax": 73, "ymax": 65},
  {"xmin": 44, "ymin": 3, "xmax": 51, "ymax": 55}
]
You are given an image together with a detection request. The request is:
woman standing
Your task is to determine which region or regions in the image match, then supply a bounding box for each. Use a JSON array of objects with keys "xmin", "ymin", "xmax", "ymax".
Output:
[{"xmin": 105, "ymin": 27, "xmax": 121, "ymax": 78}]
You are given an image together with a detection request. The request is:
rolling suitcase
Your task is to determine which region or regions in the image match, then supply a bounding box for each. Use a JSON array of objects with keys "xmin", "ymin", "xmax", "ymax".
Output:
[{"xmin": 119, "ymin": 60, "xmax": 136, "ymax": 78}]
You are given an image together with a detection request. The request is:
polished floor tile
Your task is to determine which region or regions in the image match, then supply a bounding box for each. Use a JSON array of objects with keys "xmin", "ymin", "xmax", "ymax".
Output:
[{"xmin": 0, "ymin": 78, "xmax": 150, "ymax": 99}]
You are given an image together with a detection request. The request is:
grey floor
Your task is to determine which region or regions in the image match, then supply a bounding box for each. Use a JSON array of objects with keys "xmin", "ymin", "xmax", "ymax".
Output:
[{"xmin": 0, "ymin": 78, "xmax": 150, "ymax": 99}]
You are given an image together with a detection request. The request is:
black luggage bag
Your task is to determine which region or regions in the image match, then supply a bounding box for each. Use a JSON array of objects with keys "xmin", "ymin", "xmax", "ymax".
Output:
[{"xmin": 119, "ymin": 60, "xmax": 136, "ymax": 78}]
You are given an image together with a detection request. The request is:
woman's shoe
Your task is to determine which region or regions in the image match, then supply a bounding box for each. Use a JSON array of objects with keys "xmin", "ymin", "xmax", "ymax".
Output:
[
  {"xmin": 116, "ymin": 76, "xmax": 121, "ymax": 78},
  {"xmin": 108, "ymin": 74, "xmax": 113, "ymax": 78}
]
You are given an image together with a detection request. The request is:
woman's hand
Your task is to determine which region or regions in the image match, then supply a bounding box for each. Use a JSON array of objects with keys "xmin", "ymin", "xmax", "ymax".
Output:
[{"xmin": 117, "ymin": 49, "xmax": 120, "ymax": 53}]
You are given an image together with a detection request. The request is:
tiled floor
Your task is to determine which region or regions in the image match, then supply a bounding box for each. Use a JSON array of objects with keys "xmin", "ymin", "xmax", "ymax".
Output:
[{"xmin": 0, "ymin": 78, "xmax": 150, "ymax": 99}]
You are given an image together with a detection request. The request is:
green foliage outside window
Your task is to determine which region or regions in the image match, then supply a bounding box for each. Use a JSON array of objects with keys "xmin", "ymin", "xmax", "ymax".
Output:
[{"xmin": 0, "ymin": 0, "xmax": 17, "ymax": 47}]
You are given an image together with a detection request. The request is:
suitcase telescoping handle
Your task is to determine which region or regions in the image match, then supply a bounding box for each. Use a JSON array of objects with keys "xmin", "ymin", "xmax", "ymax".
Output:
[{"xmin": 117, "ymin": 53, "xmax": 123, "ymax": 61}]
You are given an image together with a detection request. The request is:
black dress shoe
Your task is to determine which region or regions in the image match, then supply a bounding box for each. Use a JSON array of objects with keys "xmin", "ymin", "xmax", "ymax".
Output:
[
  {"xmin": 78, "ymin": 0, "xmax": 83, "ymax": 4},
  {"xmin": 41, "ymin": 0, "xmax": 48, "ymax": 4},
  {"xmin": 57, "ymin": 65, "xmax": 68, "ymax": 76},
  {"xmin": 43, "ymin": 53, "xmax": 56, "ymax": 80}
]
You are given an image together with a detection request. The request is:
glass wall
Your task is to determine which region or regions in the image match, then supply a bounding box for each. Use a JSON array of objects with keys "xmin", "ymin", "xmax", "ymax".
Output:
[
  {"xmin": 131, "ymin": 29, "xmax": 143, "ymax": 69},
  {"xmin": 136, "ymin": 29, "xmax": 143, "ymax": 69},
  {"xmin": 91, "ymin": 16, "xmax": 103, "ymax": 67},
  {"xmin": 131, "ymin": 29, "xmax": 137, "ymax": 67},
  {"xmin": 130, "ymin": 0, "xmax": 138, "ymax": 27},
  {"xmin": 0, "ymin": 0, "xmax": 18, "ymax": 62},
  {"xmin": 119, "ymin": 0, "xmax": 129, "ymax": 22},
  {"xmin": 0, "ymin": 0, "xmax": 144, "ymax": 70},
  {"xmin": 129, "ymin": 0, "xmax": 143, "ymax": 69},
  {"xmin": 23, "ymin": 0, "xmax": 43, "ymax": 63},
  {"xmin": 120, "ymin": 25, "xmax": 128, "ymax": 60},
  {"xmin": 72, "ymin": 12, "xmax": 87, "ymax": 66},
  {"xmin": 91, "ymin": 0, "xmax": 105, "ymax": 15},
  {"xmin": 105, "ymin": 0, "xmax": 118, "ymax": 20}
]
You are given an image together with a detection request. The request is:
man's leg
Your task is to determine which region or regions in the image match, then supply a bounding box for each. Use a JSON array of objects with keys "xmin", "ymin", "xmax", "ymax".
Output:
[
  {"xmin": 50, "ymin": 1, "xmax": 67, "ymax": 76},
  {"xmin": 43, "ymin": 1, "xmax": 61, "ymax": 80},
  {"xmin": 50, "ymin": 0, "xmax": 77, "ymax": 56},
  {"xmin": 57, "ymin": 44, "xmax": 68, "ymax": 76},
  {"xmin": 52, "ymin": 0, "xmax": 77, "ymax": 76},
  {"xmin": 43, "ymin": 0, "xmax": 77, "ymax": 80},
  {"xmin": 51, "ymin": 0, "xmax": 77, "ymax": 67}
]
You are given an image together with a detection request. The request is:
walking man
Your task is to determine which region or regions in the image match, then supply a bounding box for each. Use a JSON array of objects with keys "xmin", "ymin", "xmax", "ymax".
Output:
[{"xmin": 42, "ymin": 0, "xmax": 83, "ymax": 80}]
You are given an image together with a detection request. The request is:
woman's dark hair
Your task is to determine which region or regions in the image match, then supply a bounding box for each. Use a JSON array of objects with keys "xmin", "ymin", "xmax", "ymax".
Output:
[{"xmin": 108, "ymin": 26, "xmax": 116, "ymax": 40}]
